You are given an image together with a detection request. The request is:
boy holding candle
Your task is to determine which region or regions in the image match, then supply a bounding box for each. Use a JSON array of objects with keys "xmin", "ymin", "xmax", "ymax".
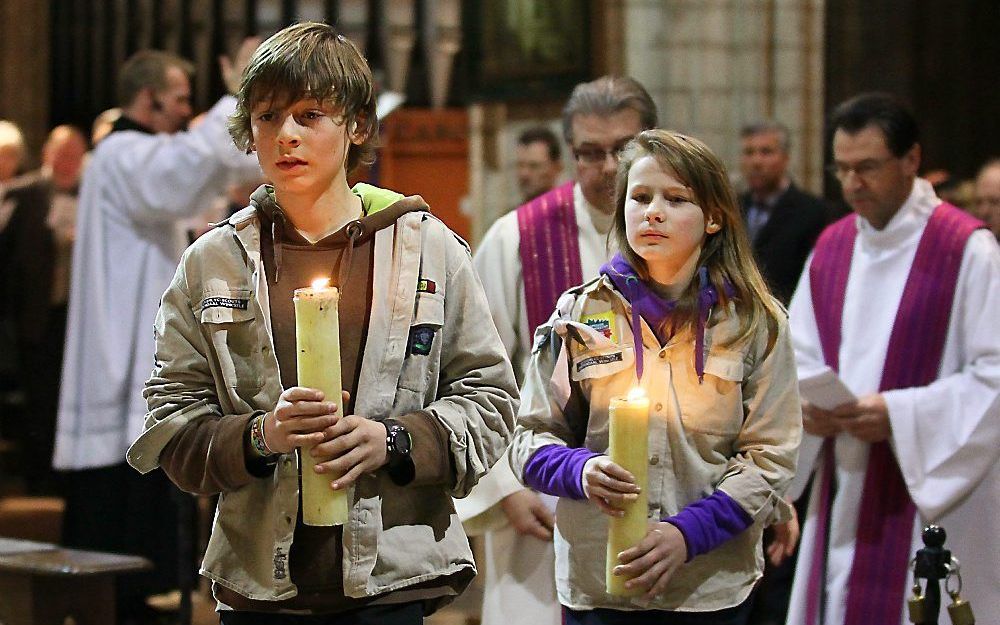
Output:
[
  {"xmin": 126, "ymin": 22, "xmax": 518, "ymax": 624},
  {"xmin": 508, "ymin": 130, "xmax": 801, "ymax": 624}
]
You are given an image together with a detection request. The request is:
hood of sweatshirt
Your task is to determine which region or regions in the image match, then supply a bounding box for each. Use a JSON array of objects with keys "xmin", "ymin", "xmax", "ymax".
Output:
[{"xmin": 247, "ymin": 182, "xmax": 430, "ymax": 286}]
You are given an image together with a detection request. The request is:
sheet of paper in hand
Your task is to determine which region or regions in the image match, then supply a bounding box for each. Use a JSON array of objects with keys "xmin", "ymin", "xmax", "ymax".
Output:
[{"xmin": 798, "ymin": 369, "xmax": 857, "ymax": 410}]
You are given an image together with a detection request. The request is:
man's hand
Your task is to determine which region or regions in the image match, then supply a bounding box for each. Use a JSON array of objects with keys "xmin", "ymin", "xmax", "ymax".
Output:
[
  {"xmin": 220, "ymin": 37, "xmax": 262, "ymax": 95},
  {"xmin": 500, "ymin": 489, "xmax": 555, "ymax": 541},
  {"xmin": 767, "ymin": 502, "xmax": 800, "ymax": 567},
  {"xmin": 263, "ymin": 386, "xmax": 339, "ymax": 454},
  {"xmin": 833, "ymin": 394, "xmax": 891, "ymax": 442},
  {"xmin": 802, "ymin": 400, "xmax": 842, "ymax": 437},
  {"xmin": 311, "ymin": 392, "xmax": 388, "ymax": 490},
  {"xmin": 613, "ymin": 522, "xmax": 687, "ymax": 599},
  {"xmin": 581, "ymin": 456, "xmax": 640, "ymax": 517}
]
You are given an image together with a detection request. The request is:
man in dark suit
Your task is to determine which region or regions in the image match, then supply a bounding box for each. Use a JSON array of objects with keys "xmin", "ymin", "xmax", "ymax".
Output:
[
  {"xmin": 739, "ymin": 121, "xmax": 828, "ymax": 625},
  {"xmin": 739, "ymin": 120, "xmax": 828, "ymax": 304}
]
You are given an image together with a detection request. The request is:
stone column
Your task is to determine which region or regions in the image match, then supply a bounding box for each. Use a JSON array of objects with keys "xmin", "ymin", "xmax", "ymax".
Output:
[{"xmin": 624, "ymin": 0, "xmax": 825, "ymax": 194}]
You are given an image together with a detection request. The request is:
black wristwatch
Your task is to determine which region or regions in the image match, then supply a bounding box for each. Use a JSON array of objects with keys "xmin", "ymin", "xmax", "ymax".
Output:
[{"xmin": 384, "ymin": 420, "xmax": 415, "ymax": 485}]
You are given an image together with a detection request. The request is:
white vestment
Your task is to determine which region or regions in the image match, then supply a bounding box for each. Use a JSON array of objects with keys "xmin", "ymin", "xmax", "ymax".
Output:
[
  {"xmin": 457, "ymin": 183, "xmax": 612, "ymax": 625},
  {"xmin": 786, "ymin": 179, "xmax": 1000, "ymax": 625},
  {"xmin": 54, "ymin": 96, "xmax": 262, "ymax": 470}
]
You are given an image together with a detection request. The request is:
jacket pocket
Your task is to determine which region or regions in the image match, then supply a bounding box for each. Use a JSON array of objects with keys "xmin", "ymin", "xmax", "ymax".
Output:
[
  {"xmin": 398, "ymin": 292, "xmax": 445, "ymax": 394},
  {"xmin": 199, "ymin": 289, "xmax": 264, "ymax": 392},
  {"xmin": 678, "ymin": 351, "xmax": 744, "ymax": 435}
]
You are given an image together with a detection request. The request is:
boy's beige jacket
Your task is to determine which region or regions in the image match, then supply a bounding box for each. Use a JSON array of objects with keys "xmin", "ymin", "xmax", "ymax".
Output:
[
  {"xmin": 128, "ymin": 192, "xmax": 518, "ymax": 602},
  {"xmin": 509, "ymin": 276, "xmax": 801, "ymax": 612}
]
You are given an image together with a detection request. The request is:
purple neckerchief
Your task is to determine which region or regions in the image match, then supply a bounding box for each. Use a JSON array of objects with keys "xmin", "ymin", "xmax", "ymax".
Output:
[
  {"xmin": 663, "ymin": 490, "xmax": 753, "ymax": 561},
  {"xmin": 600, "ymin": 254, "xmax": 726, "ymax": 383},
  {"xmin": 522, "ymin": 444, "xmax": 600, "ymax": 500}
]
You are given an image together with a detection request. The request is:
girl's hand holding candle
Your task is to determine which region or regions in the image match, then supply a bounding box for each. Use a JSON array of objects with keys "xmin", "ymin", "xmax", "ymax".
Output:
[
  {"xmin": 581, "ymin": 456, "xmax": 642, "ymax": 517},
  {"xmin": 613, "ymin": 521, "xmax": 688, "ymax": 599},
  {"xmin": 600, "ymin": 387, "xmax": 651, "ymax": 596}
]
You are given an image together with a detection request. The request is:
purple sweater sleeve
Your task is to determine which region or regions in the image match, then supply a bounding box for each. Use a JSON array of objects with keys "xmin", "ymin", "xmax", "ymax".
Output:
[
  {"xmin": 664, "ymin": 490, "xmax": 753, "ymax": 561},
  {"xmin": 522, "ymin": 444, "xmax": 600, "ymax": 500}
]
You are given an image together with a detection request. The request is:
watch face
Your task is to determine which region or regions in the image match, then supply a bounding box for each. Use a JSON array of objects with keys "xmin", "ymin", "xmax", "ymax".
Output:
[{"xmin": 393, "ymin": 428, "xmax": 412, "ymax": 456}]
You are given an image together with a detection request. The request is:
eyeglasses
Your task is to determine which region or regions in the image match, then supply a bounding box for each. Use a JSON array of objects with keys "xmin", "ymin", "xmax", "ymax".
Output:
[
  {"xmin": 825, "ymin": 156, "xmax": 897, "ymax": 180},
  {"xmin": 572, "ymin": 141, "xmax": 631, "ymax": 165}
]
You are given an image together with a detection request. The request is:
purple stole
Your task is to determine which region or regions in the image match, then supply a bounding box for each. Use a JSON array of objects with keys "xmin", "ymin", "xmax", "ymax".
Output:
[
  {"xmin": 807, "ymin": 203, "xmax": 983, "ymax": 624},
  {"xmin": 517, "ymin": 181, "xmax": 582, "ymax": 334}
]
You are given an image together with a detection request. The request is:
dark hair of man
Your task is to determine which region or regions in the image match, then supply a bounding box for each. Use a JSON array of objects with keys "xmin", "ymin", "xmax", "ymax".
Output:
[
  {"xmin": 228, "ymin": 21, "xmax": 379, "ymax": 174},
  {"xmin": 739, "ymin": 120, "xmax": 790, "ymax": 153},
  {"xmin": 117, "ymin": 50, "xmax": 194, "ymax": 107},
  {"xmin": 517, "ymin": 126, "xmax": 561, "ymax": 162},
  {"xmin": 828, "ymin": 92, "xmax": 920, "ymax": 158},
  {"xmin": 561, "ymin": 76, "xmax": 658, "ymax": 145}
]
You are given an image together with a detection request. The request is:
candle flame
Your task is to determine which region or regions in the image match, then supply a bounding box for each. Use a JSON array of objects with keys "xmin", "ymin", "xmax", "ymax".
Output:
[
  {"xmin": 627, "ymin": 387, "xmax": 646, "ymax": 401},
  {"xmin": 311, "ymin": 277, "xmax": 331, "ymax": 290}
]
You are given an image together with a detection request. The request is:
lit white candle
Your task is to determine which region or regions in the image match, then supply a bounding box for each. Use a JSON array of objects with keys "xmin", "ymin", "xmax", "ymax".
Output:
[
  {"xmin": 606, "ymin": 387, "xmax": 650, "ymax": 596},
  {"xmin": 293, "ymin": 278, "xmax": 348, "ymax": 526}
]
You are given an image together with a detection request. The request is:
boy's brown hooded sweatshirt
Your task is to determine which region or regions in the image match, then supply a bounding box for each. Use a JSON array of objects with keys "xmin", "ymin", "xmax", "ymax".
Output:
[{"xmin": 160, "ymin": 185, "xmax": 462, "ymax": 613}]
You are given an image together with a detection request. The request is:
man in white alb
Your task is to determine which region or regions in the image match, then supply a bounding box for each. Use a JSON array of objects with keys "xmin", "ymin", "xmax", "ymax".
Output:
[{"xmin": 785, "ymin": 93, "xmax": 1000, "ymax": 625}]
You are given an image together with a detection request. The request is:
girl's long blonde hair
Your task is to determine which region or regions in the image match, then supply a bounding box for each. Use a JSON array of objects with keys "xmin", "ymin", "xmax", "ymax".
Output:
[{"xmin": 612, "ymin": 129, "xmax": 783, "ymax": 350}]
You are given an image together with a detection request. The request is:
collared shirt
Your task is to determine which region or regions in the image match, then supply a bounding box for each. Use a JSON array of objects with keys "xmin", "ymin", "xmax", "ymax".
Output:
[
  {"xmin": 128, "ymin": 189, "xmax": 518, "ymax": 604},
  {"xmin": 509, "ymin": 276, "xmax": 801, "ymax": 612},
  {"xmin": 745, "ymin": 179, "xmax": 791, "ymax": 241}
]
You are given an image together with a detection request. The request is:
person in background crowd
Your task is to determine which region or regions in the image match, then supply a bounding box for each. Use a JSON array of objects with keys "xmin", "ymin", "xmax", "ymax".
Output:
[
  {"xmin": 0, "ymin": 125, "xmax": 88, "ymax": 494},
  {"xmin": 0, "ymin": 120, "xmax": 26, "ymax": 188},
  {"xmin": 515, "ymin": 125, "xmax": 563, "ymax": 204},
  {"xmin": 53, "ymin": 40, "xmax": 262, "ymax": 623},
  {"xmin": 738, "ymin": 120, "xmax": 828, "ymax": 305},
  {"xmin": 0, "ymin": 120, "xmax": 27, "ymax": 225},
  {"xmin": 0, "ymin": 119, "xmax": 28, "ymax": 398},
  {"xmin": 736, "ymin": 120, "xmax": 827, "ymax": 625},
  {"xmin": 458, "ymin": 76, "xmax": 657, "ymax": 625},
  {"xmin": 785, "ymin": 93, "xmax": 1000, "ymax": 625},
  {"xmin": 973, "ymin": 158, "xmax": 1000, "ymax": 238}
]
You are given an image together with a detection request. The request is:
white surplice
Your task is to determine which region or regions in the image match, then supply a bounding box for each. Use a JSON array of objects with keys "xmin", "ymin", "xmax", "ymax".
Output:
[
  {"xmin": 786, "ymin": 178, "xmax": 1000, "ymax": 625},
  {"xmin": 456, "ymin": 183, "xmax": 613, "ymax": 625}
]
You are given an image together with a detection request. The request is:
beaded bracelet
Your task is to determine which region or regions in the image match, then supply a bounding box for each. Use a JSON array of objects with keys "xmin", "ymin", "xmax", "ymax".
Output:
[{"xmin": 249, "ymin": 413, "xmax": 276, "ymax": 458}]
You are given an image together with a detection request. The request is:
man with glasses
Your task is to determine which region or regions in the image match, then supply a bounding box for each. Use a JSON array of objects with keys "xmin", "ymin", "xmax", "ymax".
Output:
[
  {"xmin": 784, "ymin": 93, "xmax": 1000, "ymax": 624},
  {"xmin": 459, "ymin": 76, "xmax": 657, "ymax": 625},
  {"xmin": 973, "ymin": 158, "xmax": 1000, "ymax": 239}
]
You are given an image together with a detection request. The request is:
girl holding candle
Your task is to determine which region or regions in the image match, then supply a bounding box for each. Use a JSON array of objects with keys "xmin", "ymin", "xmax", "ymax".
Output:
[
  {"xmin": 509, "ymin": 129, "xmax": 801, "ymax": 624},
  {"xmin": 127, "ymin": 23, "xmax": 518, "ymax": 624}
]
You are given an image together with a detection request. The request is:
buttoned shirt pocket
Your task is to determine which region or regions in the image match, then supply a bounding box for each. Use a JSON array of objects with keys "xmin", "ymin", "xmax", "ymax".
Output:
[
  {"xmin": 398, "ymin": 291, "xmax": 445, "ymax": 394},
  {"xmin": 564, "ymin": 319, "xmax": 634, "ymax": 382},
  {"xmin": 678, "ymin": 351, "xmax": 745, "ymax": 436},
  {"xmin": 198, "ymin": 288, "xmax": 264, "ymax": 392}
]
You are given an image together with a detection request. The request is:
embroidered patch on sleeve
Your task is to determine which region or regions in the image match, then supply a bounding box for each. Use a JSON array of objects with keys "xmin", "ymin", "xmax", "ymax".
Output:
[
  {"xmin": 417, "ymin": 278, "xmax": 437, "ymax": 294},
  {"xmin": 409, "ymin": 325, "xmax": 437, "ymax": 355},
  {"xmin": 202, "ymin": 296, "xmax": 249, "ymax": 310},
  {"xmin": 580, "ymin": 310, "xmax": 617, "ymax": 342}
]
